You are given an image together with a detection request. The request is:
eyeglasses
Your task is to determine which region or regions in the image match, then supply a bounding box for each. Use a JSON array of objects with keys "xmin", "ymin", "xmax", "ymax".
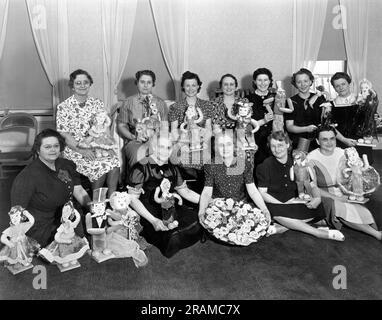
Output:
[{"xmin": 74, "ymin": 80, "xmax": 90, "ymax": 87}]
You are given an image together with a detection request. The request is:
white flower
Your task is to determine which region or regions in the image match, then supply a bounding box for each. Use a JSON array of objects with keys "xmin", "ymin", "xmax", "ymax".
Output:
[
  {"xmin": 226, "ymin": 198, "xmax": 235, "ymax": 210},
  {"xmin": 241, "ymin": 224, "xmax": 251, "ymax": 233},
  {"xmin": 205, "ymin": 208, "xmax": 214, "ymax": 215},
  {"xmin": 228, "ymin": 233, "xmax": 237, "ymax": 242},
  {"xmin": 219, "ymin": 227, "xmax": 230, "ymax": 235},
  {"xmin": 245, "ymin": 219, "xmax": 255, "ymax": 227},
  {"xmin": 214, "ymin": 199, "xmax": 225, "ymax": 208},
  {"xmin": 249, "ymin": 231, "xmax": 260, "ymax": 240},
  {"xmin": 242, "ymin": 204, "xmax": 252, "ymax": 212}
]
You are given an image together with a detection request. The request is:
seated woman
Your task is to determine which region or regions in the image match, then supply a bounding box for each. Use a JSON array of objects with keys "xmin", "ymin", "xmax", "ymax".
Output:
[
  {"xmin": 285, "ymin": 68, "xmax": 352, "ymax": 153},
  {"xmin": 117, "ymin": 69, "xmax": 168, "ymax": 144},
  {"xmin": 56, "ymin": 69, "xmax": 120, "ymax": 197},
  {"xmin": 198, "ymin": 132, "xmax": 272, "ymax": 228},
  {"xmin": 126, "ymin": 133, "xmax": 203, "ymax": 258},
  {"xmin": 256, "ymin": 131, "xmax": 345, "ymax": 241},
  {"xmin": 10, "ymin": 129, "xmax": 91, "ymax": 247},
  {"xmin": 245, "ymin": 68, "xmax": 275, "ymax": 166},
  {"xmin": 307, "ymin": 125, "xmax": 382, "ymax": 241}
]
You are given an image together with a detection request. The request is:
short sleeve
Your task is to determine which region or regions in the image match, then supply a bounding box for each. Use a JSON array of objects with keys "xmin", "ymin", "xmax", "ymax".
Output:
[
  {"xmin": 10, "ymin": 168, "xmax": 36, "ymax": 208},
  {"xmin": 203, "ymin": 164, "xmax": 214, "ymax": 187},
  {"xmin": 126, "ymin": 164, "xmax": 146, "ymax": 191},
  {"xmin": 117, "ymin": 98, "xmax": 133, "ymax": 125},
  {"xmin": 284, "ymin": 98, "xmax": 297, "ymax": 122},
  {"xmin": 65, "ymin": 160, "xmax": 81, "ymax": 186},
  {"xmin": 173, "ymin": 165, "xmax": 186, "ymax": 189},
  {"xmin": 256, "ymin": 160, "xmax": 270, "ymax": 188},
  {"xmin": 168, "ymin": 102, "xmax": 180, "ymax": 123}
]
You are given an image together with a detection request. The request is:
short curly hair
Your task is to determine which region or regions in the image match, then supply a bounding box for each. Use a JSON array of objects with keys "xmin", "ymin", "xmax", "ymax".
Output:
[
  {"xmin": 68, "ymin": 69, "xmax": 93, "ymax": 89},
  {"xmin": 252, "ymin": 68, "xmax": 273, "ymax": 89},
  {"xmin": 291, "ymin": 68, "xmax": 314, "ymax": 88},
  {"xmin": 219, "ymin": 74, "xmax": 238, "ymax": 88},
  {"xmin": 135, "ymin": 70, "xmax": 156, "ymax": 86},
  {"xmin": 330, "ymin": 72, "xmax": 352, "ymax": 87},
  {"xmin": 181, "ymin": 71, "xmax": 202, "ymax": 93},
  {"xmin": 32, "ymin": 129, "xmax": 66, "ymax": 157}
]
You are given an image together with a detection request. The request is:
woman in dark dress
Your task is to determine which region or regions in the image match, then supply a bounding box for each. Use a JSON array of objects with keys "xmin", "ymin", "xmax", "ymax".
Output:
[
  {"xmin": 256, "ymin": 131, "xmax": 344, "ymax": 241},
  {"xmin": 10, "ymin": 129, "xmax": 91, "ymax": 247},
  {"xmin": 198, "ymin": 132, "xmax": 271, "ymax": 225},
  {"xmin": 126, "ymin": 134, "xmax": 202, "ymax": 257},
  {"xmin": 246, "ymin": 68, "xmax": 275, "ymax": 166}
]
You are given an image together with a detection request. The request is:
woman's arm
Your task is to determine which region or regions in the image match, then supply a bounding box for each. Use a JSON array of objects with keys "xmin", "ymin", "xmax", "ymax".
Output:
[
  {"xmin": 60, "ymin": 131, "xmax": 96, "ymax": 161},
  {"xmin": 246, "ymin": 183, "xmax": 271, "ymax": 221},
  {"xmin": 128, "ymin": 192, "xmax": 168, "ymax": 231},
  {"xmin": 285, "ymin": 120, "xmax": 316, "ymax": 134},
  {"xmin": 117, "ymin": 122, "xmax": 136, "ymax": 141},
  {"xmin": 198, "ymin": 186, "xmax": 213, "ymax": 226},
  {"xmin": 177, "ymin": 187, "xmax": 200, "ymax": 204},
  {"xmin": 258, "ymin": 187, "xmax": 283, "ymax": 204},
  {"xmin": 73, "ymin": 185, "xmax": 91, "ymax": 208},
  {"xmin": 335, "ymin": 130, "xmax": 357, "ymax": 147}
]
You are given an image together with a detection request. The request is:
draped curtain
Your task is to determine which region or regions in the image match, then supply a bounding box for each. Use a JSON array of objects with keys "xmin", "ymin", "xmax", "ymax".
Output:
[
  {"xmin": 150, "ymin": 0, "xmax": 189, "ymax": 100},
  {"xmin": 101, "ymin": 0, "xmax": 137, "ymax": 168},
  {"xmin": 25, "ymin": 0, "xmax": 70, "ymax": 115},
  {"xmin": 339, "ymin": 0, "xmax": 369, "ymax": 94},
  {"xmin": 0, "ymin": 0, "xmax": 9, "ymax": 61},
  {"xmin": 292, "ymin": 0, "xmax": 328, "ymax": 73}
]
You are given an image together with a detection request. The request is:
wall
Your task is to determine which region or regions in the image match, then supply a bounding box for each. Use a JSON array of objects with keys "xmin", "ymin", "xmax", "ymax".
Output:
[{"xmin": 188, "ymin": 0, "xmax": 294, "ymax": 99}]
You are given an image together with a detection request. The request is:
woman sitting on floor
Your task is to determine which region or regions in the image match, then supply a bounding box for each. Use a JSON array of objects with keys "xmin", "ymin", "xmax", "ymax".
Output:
[
  {"xmin": 126, "ymin": 133, "xmax": 203, "ymax": 258},
  {"xmin": 256, "ymin": 130, "xmax": 345, "ymax": 241},
  {"xmin": 307, "ymin": 125, "xmax": 382, "ymax": 241}
]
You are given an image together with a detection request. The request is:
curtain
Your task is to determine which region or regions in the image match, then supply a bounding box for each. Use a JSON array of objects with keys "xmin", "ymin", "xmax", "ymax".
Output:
[
  {"xmin": 0, "ymin": 0, "xmax": 9, "ymax": 61},
  {"xmin": 26, "ymin": 0, "xmax": 70, "ymax": 114},
  {"xmin": 339, "ymin": 0, "xmax": 369, "ymax": 94},
  {"xmin": 150, "ymin": 0, "xmax": 189, "ymax": 100},
  {"xmin": 292, "ymin": 0, "xmax": 328, "ymax": 73},
  {"xmin": 101, "ymin": 0, "xmax": 137, "ymax": 168}
]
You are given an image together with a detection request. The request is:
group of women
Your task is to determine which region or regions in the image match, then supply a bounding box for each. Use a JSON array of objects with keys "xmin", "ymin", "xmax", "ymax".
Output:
[{"xmin": 8, "ymin": 66, "xmax": 381, "ymax": 260}]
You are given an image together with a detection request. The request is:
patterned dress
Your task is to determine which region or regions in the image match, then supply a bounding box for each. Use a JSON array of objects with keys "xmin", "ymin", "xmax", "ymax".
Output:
[
  {"xmin": 307, "ymin": 147, "xmax": 375, "ymax": 226},
  {"xmin": 56, "ymin": 95, "xmax": 120, "ymax": 182},
  {"xmin": 211, "ymin": 95, "xmax": 249, "ymax": 130}
]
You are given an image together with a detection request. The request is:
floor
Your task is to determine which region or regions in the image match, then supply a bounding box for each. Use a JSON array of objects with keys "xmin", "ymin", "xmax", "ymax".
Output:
[{"xmin": 0, "ymin": 152, "xmax": 382, "ymax": 300}]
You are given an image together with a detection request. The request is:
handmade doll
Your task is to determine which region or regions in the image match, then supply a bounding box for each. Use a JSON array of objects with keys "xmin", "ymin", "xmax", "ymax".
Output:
[
  {"xmin": 142, "ymin": 99, "xmax": 161, "ymax": 130},
  {"xmin": 354, "ymin": 79, "xmax": 379, "ymax": 143},
  {"xmin": 227, "ymin": 101, "xmax": 259, "ymax": 150},
  {"xmin": 0, "ymin": 206, "xmax": 40, "ymax": 274},
  {"xmin": 154, "ymin": 178, "xmax": 182, "ymax": 230},
  {"xmin": 85, "ymin": 187, "xmax": 114, "ymax": 263},
  {"xmin": 338, "ymin": 147, "xmax": 380, "ymax": 202},
  {"xmin": 39, "ymin": 201, "xmax": 89, "ymax": 271},
  {"xmin": 78, "ymin": 111, "xmax": 117, "ymax": 158},
  {"xmin": 290, "ymin": 150, "xmax": 315, "ymax": 200},
  {"xmin": 272, "ymin": 81, "xmax": 294, "ymax": 132},
  {"xmin": 180, "ymin": 104, "xmax": 205, "ymax": 151},
  {"xmin": 105, "ymin": 191, "xmax": 148, "ymax": 267}
]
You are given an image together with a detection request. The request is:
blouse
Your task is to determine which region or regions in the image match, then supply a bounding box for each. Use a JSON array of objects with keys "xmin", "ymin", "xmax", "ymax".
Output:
[
  {"xmin": 211, "ymin": 95, "xmax": 249, "ymax": 129},
  {"xmin": 256, "ymin": 155, "xmax": 298, "ymax": 203}
]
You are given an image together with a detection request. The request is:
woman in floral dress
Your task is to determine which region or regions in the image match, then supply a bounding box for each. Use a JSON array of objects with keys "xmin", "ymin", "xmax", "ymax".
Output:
[{"xmin": 56, "ymin": 69, "xmax": 120, "ymax": 196}]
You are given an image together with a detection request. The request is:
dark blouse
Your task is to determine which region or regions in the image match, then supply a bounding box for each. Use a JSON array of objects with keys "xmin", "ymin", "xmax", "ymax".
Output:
[
  {"xmin": 10, "ymin": 157, "xmax": 81, "ymax": 246},
  {"xmin": 331, "ymin": 104, "xmax": 359, "ymax": 138},
  {"xmin": 256, "ymin": 155, "xmax": 297, "ymax": 203},
  {"xmin": 168, "ymin": 98, "xmax": 214, "ymax": 128},
  {"xmin": 204, "ymin": 151, "xmax": 254, "ymax": 201},
  {"xmin": 284, "ymin": 93, "xmax": 326, "ymax": 142}
]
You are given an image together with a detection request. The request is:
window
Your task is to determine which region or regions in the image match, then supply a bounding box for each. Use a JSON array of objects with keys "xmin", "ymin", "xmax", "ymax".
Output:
[{"xmin": 312, "ymin": 60, "xmax": 346, "ymax": 99}]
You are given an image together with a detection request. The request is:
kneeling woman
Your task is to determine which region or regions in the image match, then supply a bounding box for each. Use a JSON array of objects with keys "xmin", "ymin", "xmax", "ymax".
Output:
[
  {"xmin": 198, "ymin": 132, "xmax": 272, "ymax": 226},
  {"xmin": 256, "ymin": 131, "xmax": 344, "ymax": 241},
  {"xmin": 126, "ymin": 134, "xmax": 202, "ymax": 258}
]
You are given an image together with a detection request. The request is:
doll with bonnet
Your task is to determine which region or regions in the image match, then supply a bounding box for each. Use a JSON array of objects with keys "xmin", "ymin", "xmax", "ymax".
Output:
[
  {"xmin": 0, "ymin": 206, "xmax": 40, "ymax": 274},
  {"xmin": 180, "ymin": 104, "xmax": 206, "ymax": 151}
]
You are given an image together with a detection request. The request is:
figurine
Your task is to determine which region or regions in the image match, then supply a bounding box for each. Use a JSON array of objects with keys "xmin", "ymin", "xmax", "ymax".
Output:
[
  {"xmin": 142, "ymin": 98, "xmax": 161, "ymax": 130},
  {"xmin": 272, "ymin": 81, "xmax": 294, "ymax": 132},
  {"xmin": 338, "ymin": 147, "xmax": 380, "ymax": 202},
  {"xmin": 290, "ymin": 150, "xmax": 315, "ymax": 201},
  {"xmin": 180, "ymin": 104, "xmax": 205, "ymax": 151},
  {"xmin": 105, "ymin": 191, "xmax": 148, "ymax": 267},
  {"xmin": 0, "ymin": 206, "xmax": 40, "ymax": 274},
  {"xmin": 85, "ymin": 187, "xmax": 114, "ymax": 263},
  {"xmin": 354, "ymin": 79, "xmax": 379, "ymax": 142},
  {"xmin": 154, "ymin": 178, "xmax": 182, "ymax": 230},
  {"xmin": 39, "ymin": 202, "xmax": 89, "ymax": 272},
  {"xmin": 227, "ymin": 101, "xmax": 260, "ymax": 150},
  {"xmin": 78, "ymin": 111, "xmax": 117, "ymax": 158}
]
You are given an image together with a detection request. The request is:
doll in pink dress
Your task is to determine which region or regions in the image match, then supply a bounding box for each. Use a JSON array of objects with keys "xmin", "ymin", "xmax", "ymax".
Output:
[{"xmin": 0, "ymin": 206, "xmax": 40, "ymax": 274}]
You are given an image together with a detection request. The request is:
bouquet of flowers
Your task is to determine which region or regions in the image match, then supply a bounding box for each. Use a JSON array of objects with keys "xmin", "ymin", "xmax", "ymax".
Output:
[{"xmin": 202, "ymin": 198, "xmax": 270, "ymax": 246}]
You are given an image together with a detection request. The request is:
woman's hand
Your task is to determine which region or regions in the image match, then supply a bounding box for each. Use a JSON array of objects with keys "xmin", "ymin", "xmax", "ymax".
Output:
[
  {"xmin": 262, "ymin": 208, "xmax": 272, "ymax": 223},
  {"xmin": 77, "ymin": 148, "xmax": 96, "ymax": 161},
  {"xmin": 344, "ymin": 138, "xmax": 358, "ymax": 147},
  {"xmin": 306, "ymin": 125, "xmax": 317, "ymax": 133},
  {"xmin": 264, "ymin": 113, "xmax": 274, "ymax": 123},
  {"xmin": 198, "ymin": 212, "xmax": 208, "ymax": 229},
  {"xmin": 151, "ymin": 218, "xmax": 169, "ymax": 232},
  {"xmin": 305, "ymin": 197, "xmax": 321, "ymax": 209}
]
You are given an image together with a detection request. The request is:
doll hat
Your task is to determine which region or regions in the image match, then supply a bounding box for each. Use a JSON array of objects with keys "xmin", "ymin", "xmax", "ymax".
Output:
[{"xmin": 89, "ymin": 187, "xmax": 109, "ymax": 205}]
